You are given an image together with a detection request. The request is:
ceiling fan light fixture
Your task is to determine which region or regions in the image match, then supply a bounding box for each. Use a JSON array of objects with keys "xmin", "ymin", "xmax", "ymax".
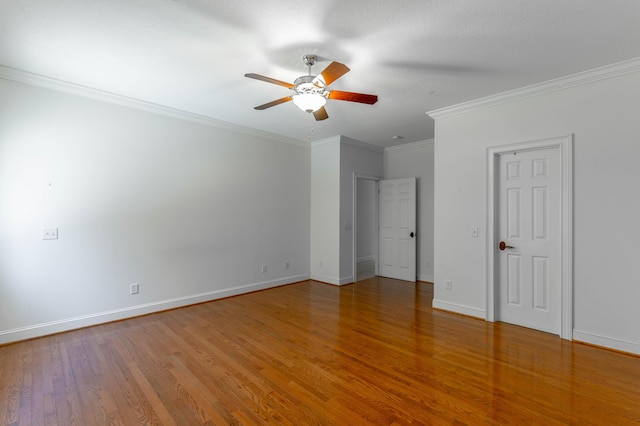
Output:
[
  {"xmin": 292, "ymin": 93, "xmax": 327, "ymax": 113},
  {"xmin": 245, "ymin": 55, "xmax": 377, "ymax": 120}
]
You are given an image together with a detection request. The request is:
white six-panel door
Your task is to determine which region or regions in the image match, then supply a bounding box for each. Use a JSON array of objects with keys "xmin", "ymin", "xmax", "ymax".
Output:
[
  {"xmin": 379, "ymin": 178, "xmax": 416, "ymax": 282},
  {"xmin": 497, "ymin": 147, "xmax": 561, "ymax": 334}
]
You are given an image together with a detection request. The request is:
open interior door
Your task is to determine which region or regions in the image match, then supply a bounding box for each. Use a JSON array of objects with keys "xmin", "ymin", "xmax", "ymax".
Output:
[{"xmin": 378, "ymin": 178, "xmax": 416, "ymax": 282}]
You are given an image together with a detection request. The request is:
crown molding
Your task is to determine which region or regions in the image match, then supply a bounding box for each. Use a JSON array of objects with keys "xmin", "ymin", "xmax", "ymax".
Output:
[
  {"xmin": 340, "ymin": 135, "xmax": 384, "ymax": 153},
  {"xmin": 310, "ymin": 135, "xmax": 384, "ymax": 153},
  {"xmin": 385, "ymin": 139, "xmax": 434, "ymax": 152},
  {"xmin": 427, "ymin": 57, "xmax": 640, "ymax": 120},
  {"xmin": 0, "ymin": 65, "xmax": 309, "ymax": 148},
  {"xmin": 310, "ymin": 135, "xmax": 341, "ymax": 147}
]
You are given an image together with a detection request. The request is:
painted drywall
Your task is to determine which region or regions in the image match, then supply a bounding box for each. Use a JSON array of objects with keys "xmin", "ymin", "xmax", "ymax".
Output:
[
  {"xmin": 339, "ymin": 137, "xmax": 383, "ymax": 283},
  {"xmin": 384, "ymin": 140, "xmax": 435, "ymax": 282},
  {"xmin": 430, "ymin": 67, "xmax": 640, "ymax": 354},
  {"xmin": 310, "ymin": 137, "xmax": 341, "ymax": 284},
  {"xmin": 0, "ymin": 78, "xmax": 311, "ymax": 344}
]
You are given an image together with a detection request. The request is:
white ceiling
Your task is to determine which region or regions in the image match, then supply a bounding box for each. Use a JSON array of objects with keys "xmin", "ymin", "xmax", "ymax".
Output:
[{"xmin": 1, "ymin": 0, "xmax": 639, "ymax": 148}]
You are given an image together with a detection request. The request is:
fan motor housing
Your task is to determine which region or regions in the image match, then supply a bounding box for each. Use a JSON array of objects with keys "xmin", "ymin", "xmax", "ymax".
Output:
[{"xmin": 294, "ymin": 75, "xmax": 327, "ymax": 97}]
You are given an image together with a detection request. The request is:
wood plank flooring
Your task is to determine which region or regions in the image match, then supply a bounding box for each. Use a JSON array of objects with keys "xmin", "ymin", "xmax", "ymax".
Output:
[{"xmin": 1, "ymin": 278, "xmax": 639, "ymax": 425}]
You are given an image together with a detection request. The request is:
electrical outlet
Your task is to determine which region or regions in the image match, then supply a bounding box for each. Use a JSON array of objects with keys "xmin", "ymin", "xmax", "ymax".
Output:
[
  {"xmin": 130, "ymin": 283, "xmax": 139, "ymax": 295},
  {"xmin": 285, "ymin": 261, "xmax": 290, "ymax": 270},
  {"xmin": 41, "ymin": 227, "xmax": 58, "ymax": 240},
  {"xmin": 471, "ymin": 227, "xmax": 479, "ymax": 237},
  {"xmin": 445, "ymin": 280, "xmax": 452, "ymax": 290},
  {"xmin": 261, "ymin": 264, "xmax": 267, "ymax": 273}
]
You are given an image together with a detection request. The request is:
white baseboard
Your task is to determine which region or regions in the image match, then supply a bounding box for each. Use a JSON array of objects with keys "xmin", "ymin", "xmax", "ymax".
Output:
[
  {"xmin": 339, "ymin": 276, "xmax": 354, "ymax": 285},
  {"xmin": 432, "ymin": 299, "xmax": 485, "ymax": 319},
  {"xmin": 0, "ymin": 274, "xmax": 310, "ymax": 345},
  {"xmin": 310, "ymin": 273, "xmax": 340, "ymax": 285},
  {"xmin": 573, "ymin": 329, "xmax": 640, "ymax": 356},
  {"xmin": 418, "ymin": 274, "xmax": 434, "ymax": 283},
  {"xmin": 356, "ymin": 255, "xmax": 375, "ymax": 263},
  {"xmin": 310, "ymin": 273, "xmax": 353, "ymax": 285}
]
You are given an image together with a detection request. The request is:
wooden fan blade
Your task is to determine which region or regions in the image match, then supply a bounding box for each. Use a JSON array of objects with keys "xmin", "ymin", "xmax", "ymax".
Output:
[
  {"xmin": 319, "ymin": 62, "xmax": 350, "ymax": 86},
  {"xmin": 328, "ymin": 90, "xmax": 378, "ymax": 105},
  {"xmin": 313, "ymin": 106, "xmax": 329, "ymax": 121},
  {"xmin": 245, "ymin": 73, "xmax": 295, "ymax": 89},
  {"xmin": 254, "ymin": 96, "xmax": 293, "ymax": 110}
]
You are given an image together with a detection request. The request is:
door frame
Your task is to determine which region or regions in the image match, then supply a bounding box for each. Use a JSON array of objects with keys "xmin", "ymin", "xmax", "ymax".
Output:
[
  {"xmin": 352, "ymin": 173, "xmax": 382, "ymax": 282},
  {"xmin": 486, "ymin": 135, "xmax": 573, "ymax": 339}
]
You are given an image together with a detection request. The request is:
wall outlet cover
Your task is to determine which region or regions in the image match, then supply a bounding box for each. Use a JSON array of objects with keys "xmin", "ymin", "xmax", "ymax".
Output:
[{"xmin": 41, "ymin": 228, "xmax": 59, "ymax": 240}]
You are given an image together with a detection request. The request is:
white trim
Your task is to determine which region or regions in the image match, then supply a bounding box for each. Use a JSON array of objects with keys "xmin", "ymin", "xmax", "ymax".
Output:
[
  {"xmin": 311, "ymin": 135, "xmax": 383, "ymax": 153},
  {"xmin": 432, "ymin": 299, "xmax": 485, "ymax": 319},
  {"xmin": 310, "ymin": 135, "xmax": 341, "ymax": 147},
  {"xmin": 0, "ymin": 274, "xmax": 309, "ymax": 345},
  {"xmin": 357, "ymin": 255, "xmax": 376, "ymax": 263},
  {"xmin": 384, "ymin": 139, "xmax": 434, "ymax": 152},
  {"xmin": 341, "ymin": 136, "xmax": 384, "ymax": 153},
  {"xmin": 310, "ymin": 273, "xmax": 352, "ymax": 286},
  {"xmin": 0, "ymin": 65, "xmax": 308, "ymax": 148},
  {"xmin": 573, "ymin": 330, "xmax": 640, "ymax": 356},
  {"xmin": 418, "ymin": 274, "xmax": 434, "ymax": 283},
  {"xmin": 428, "ymin": 57, "xmax": 640, "ymax": 119},
  {"xmin": 339, "ymin": 276, "xmax": 354, "ymax": 285},
  {"xmin": 310, "ymin": 273, "xmax": 339, "ymax": 285},
  {"xmin": 486, "ymin": 135, "xmax": 573, "ymax": 340}
]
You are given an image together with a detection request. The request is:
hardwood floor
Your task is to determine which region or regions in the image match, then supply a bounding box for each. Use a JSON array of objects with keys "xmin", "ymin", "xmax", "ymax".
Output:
[{"xmin": 1, "ymin": 278, "xmax": 639, "ymax": 425}]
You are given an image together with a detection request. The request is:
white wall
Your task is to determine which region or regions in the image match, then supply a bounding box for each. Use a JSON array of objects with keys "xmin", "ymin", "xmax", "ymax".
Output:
[
  {"xmin": 310, "ymin": 137, "xmax": 341, "ymax": 283},
  {"xmin": 0, "ymin": 78, "xmax": 311, "ymax": 344},
  {"xmin": 384, "ymin": 140, "xmax": 434, "ymax": 282},
  {"xmin": 429, "ymin": 63, "xmax": 640, "ymax": 354}
]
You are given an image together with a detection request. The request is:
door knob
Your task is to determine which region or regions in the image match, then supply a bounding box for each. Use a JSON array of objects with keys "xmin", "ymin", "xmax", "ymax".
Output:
[
  {"xmin": 499, "ymin": 241, "xmax": 515, "ymax": 251},
  {"xmin": 410, "ymin": 231, "xmax": 415, "ymax": 238}
]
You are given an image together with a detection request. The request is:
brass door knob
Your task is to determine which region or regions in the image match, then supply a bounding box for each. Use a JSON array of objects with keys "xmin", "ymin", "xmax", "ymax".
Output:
[{"xmin": 499, "ymin": 241, "xmax": 515, "ymax": 251}]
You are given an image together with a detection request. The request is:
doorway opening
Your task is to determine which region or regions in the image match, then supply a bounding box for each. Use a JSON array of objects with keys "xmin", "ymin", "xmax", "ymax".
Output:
[{"xmin": 353, "ymin": 174, "xmax": 381, "ymax": 282}]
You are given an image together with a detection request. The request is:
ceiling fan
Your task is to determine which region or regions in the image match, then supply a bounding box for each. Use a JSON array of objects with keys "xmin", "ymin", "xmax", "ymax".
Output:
[{"xmin": 244, "ymin": 54, "xmax": 378, "ymax": 121}]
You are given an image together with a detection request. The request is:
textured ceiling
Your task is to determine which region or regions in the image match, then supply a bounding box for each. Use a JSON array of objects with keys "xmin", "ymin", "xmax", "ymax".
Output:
[{"xmin": 1, "ymin": 0, "xmax": 639, "ymax": 147}]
